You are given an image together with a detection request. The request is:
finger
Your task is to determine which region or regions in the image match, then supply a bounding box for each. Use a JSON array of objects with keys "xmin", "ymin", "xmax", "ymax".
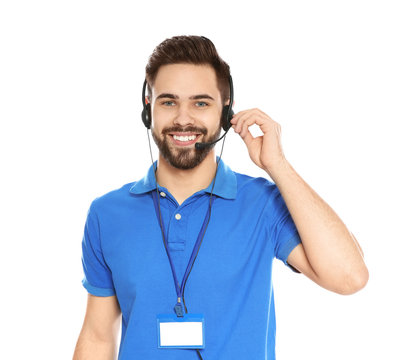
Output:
[
  {"xmin": 239, "ymin": 116, "xmax": 259, "ymax": 139},
  {"xmin": 233, "ymin": 111, "xmax": 256, "ymax": 133},
  {"xmin": 236, "ymin": 112, "xmax": 267, "ymax": 136},
  {"xmin": 232, "ymin": 116, "xmax": 256, "ymax": 145},
  {"xmin": 230, "ymin": 109, "xmax": 256, "ymax": 124},
  {"xmin": 230, "ymin": 111, "xmax": 246, "ymax": 125},
  {"xmin": 241, "ymin": 124, "xmax": 255, "ymax": 148},
  {"xmin": 232, "ymin": 109, "xmax": 275, "ymax": 136}
]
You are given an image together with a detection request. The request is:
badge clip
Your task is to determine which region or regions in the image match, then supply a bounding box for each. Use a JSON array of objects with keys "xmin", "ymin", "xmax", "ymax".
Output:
[{"xmin": 174, "ymin": 298, "xmax": 184, "ymax": 317}]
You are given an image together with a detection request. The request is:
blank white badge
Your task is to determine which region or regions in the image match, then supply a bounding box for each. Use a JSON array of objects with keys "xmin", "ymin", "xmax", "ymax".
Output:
[{"xmin": 157, "ymin": 314, "xmax": 205, "ymax": 349}]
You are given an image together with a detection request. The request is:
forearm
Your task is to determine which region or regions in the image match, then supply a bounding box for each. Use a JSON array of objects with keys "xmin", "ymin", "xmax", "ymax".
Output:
[
  {"xmin": 266, "ymin": 159, "xmax": 368, "ymax": 287},
  {"xmin": 73, "ymin": 332, "xmax": 117, "ymax": 360}
]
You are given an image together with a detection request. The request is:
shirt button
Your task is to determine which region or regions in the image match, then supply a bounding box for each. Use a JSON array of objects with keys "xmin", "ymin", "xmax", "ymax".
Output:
[
  {"xmin": 160, "ymin": 191, "xmax": 166, "ymax": 197},
  {"xmin": 175, "ymin": 213, "xmax": 182, "ymax": 220}
]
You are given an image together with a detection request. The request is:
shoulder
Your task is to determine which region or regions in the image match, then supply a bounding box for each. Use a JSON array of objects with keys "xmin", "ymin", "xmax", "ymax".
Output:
[
  {"xmin": 227, "ymin": 170, "xmax": 289, "ymax": 228},
  {"xmin": 231, "ymin": 170, "xmax": 288, "ymax": 216},
  {"xmin": 233, "ymin": 170, "xmax": 279, "ymax": 198},
  {"xmin": 89, "ymin": 181, "xmax": 138, "ymax": 214}
]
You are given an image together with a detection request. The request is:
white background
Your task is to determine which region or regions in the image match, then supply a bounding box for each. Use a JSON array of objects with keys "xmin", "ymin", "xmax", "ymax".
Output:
[{"xmin": 1, "ymin": 0, "xmax": 407, "ymax": 359}]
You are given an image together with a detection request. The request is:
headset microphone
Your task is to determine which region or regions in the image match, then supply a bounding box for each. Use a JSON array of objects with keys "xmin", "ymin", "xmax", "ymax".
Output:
[{"xmin": 195, "ymin": 129, "xmax": 230, "ymax": 149}]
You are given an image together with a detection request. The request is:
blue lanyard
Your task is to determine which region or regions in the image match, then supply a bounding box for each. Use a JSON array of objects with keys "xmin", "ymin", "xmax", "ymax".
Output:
[{"xmin": 151, "ymin": 190, "xmax": 215, "ymax": 317}]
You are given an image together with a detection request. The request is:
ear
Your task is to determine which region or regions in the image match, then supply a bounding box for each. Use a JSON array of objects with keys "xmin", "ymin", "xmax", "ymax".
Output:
[{"xmin": 224, "ymin": 99, "xmax": 235, "ymax": 107}]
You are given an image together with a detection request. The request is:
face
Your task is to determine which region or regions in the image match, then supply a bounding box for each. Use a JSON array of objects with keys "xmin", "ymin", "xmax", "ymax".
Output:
[{"xmin": 150, "ymin": 63, "xmax": 224, "ymax": 170}]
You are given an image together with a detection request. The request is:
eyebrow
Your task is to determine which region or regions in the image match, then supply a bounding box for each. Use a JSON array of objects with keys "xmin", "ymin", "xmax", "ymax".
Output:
[{"xmin": 156, "ymin": 93, "xmax": 215, "ymax": 101}]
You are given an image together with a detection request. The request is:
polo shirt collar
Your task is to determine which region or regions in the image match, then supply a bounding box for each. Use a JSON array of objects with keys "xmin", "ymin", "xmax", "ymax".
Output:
[{"xmin": 129, "ymin": 157, "xmax": 237, "ymax": 200}]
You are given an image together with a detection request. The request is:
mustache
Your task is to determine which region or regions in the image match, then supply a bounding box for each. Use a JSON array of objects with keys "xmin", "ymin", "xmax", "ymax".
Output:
[{"xmin": 162, "ymin": 126, "xmax": 208, "ymax": 136}]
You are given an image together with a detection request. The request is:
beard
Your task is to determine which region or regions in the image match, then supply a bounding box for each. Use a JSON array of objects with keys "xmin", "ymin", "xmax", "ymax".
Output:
[{"xmin": 151, "ymin": 124, "xmax": 221, "ymax": 170}]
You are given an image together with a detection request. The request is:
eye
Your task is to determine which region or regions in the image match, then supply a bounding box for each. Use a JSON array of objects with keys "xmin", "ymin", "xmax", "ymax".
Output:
[
  {"xmin": 195, "ymin": 101, "xmax": 209, "ymax": 107},
  {"xmin": 161, "ymin": 100, "xmax": 176, "ymax": 106}
]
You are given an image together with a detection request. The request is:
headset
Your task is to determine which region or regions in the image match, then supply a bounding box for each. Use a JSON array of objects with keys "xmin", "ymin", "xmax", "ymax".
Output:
[{"xmin": 141, "ymin": 74, "xmax": 234, "ymax": 148}]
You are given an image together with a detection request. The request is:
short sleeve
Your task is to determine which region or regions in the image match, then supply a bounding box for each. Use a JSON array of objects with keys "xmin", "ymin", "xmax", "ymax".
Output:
[
  {"xmin": 269, "ymin": 186, "xmax": 302, "ymax": 273},
  {"xmin": 81, "ymin": 202, "xmax": 116, "ymax": 296}
]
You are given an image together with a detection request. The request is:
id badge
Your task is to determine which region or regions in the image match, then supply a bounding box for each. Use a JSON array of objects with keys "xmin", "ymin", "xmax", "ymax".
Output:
[{"xmin": 157, "ymin": 313, "xmax": 205, "ymax": 349}]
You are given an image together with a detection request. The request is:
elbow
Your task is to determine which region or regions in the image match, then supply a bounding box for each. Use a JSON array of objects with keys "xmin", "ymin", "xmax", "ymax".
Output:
[{"xmin": 337, "ymin": 267, "xmax": 369, "ymax": 295}]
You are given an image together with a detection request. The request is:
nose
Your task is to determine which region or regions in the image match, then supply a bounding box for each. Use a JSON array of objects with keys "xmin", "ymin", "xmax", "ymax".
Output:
[{"xmin": 174, "ymin": 104, "xmax": 194, "ymax": 127}]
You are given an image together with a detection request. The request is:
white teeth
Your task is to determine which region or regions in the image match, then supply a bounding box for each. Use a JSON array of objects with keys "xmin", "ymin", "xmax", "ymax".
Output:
[{"xmin": 173, "ymin": 135, "xmax": 197, "ymax": 142}]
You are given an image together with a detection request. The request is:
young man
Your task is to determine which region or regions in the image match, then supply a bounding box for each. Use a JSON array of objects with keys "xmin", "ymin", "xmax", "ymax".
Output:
[{"xmin": 73, "ymin": 36, "xmax": 368, "ymax": 360}]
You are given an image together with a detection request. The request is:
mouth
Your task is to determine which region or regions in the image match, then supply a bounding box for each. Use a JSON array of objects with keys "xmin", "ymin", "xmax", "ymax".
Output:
[{"xmin": 168, "ymin": 132, "xmax": 202, "ymax": 147}]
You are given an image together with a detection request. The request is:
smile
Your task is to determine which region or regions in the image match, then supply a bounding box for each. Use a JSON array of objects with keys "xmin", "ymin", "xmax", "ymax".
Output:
[
  {"xmin": 168, "ymin": 133, "xmax": 201, "ymax": 147},
  {"xmin": 173, "ymin": 135, "xmax": 197, "ymax": 142}
]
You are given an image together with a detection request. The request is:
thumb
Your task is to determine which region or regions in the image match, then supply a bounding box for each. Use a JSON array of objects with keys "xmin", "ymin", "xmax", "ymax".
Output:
[{"xmin": 241, "ymin": 128, "xmax": 255, "ymax": 148}]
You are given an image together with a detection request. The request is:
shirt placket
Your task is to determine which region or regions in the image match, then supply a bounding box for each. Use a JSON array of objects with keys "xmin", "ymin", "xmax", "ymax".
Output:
[{"xmin": 166, "ymin": 203, "xmax": 189, "ymax": 283}]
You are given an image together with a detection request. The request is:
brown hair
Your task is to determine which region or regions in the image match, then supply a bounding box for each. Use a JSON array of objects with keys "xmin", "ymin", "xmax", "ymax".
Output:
[{"xmin": 145, "ymin": 35, "xmax": 231, "ymax": 104}]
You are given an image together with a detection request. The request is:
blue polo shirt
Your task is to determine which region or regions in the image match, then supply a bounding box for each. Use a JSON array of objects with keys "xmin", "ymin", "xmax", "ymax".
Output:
[{"xmin": 81, "ymin": 159, "xmax": 301, "ymax": 359}]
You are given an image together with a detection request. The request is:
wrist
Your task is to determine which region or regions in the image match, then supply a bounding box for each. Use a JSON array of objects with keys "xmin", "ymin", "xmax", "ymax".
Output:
[{"xmin": 265, "ymin": 157, "xmax": 292, "ymax": 182}]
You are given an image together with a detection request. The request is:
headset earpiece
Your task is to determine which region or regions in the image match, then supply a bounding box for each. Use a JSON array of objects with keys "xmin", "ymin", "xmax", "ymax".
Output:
[
  {"xmin": 141, "ymin": 80, "xmax": 152, "ymax": 129},
  {"xmin": 221, "ymin": 75, "xmax": 234, "ymax": 131},
  {"xmin": 221, "ymin": 105, "xmax": 234, "ymax": 131},
  {"xmin": 141, "ymin": 103, "xmax": 151, "ymax": 129}
]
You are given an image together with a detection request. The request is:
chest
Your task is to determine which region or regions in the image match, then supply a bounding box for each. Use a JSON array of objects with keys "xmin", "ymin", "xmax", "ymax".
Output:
[{"xmin": 100, "ymin": 196, "xmax": 274, "ymax": 307}]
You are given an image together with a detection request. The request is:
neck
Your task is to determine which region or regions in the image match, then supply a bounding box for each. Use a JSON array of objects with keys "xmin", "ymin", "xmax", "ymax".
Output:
[{"xmin": 155, "ymin": 151, "xmax": 218, "ymax": 205}]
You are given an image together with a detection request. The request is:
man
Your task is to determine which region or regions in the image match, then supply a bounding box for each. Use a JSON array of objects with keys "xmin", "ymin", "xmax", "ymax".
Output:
[{"xmin": 73, "ymin": 35, "xmax": 368, "ymax": 359}]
